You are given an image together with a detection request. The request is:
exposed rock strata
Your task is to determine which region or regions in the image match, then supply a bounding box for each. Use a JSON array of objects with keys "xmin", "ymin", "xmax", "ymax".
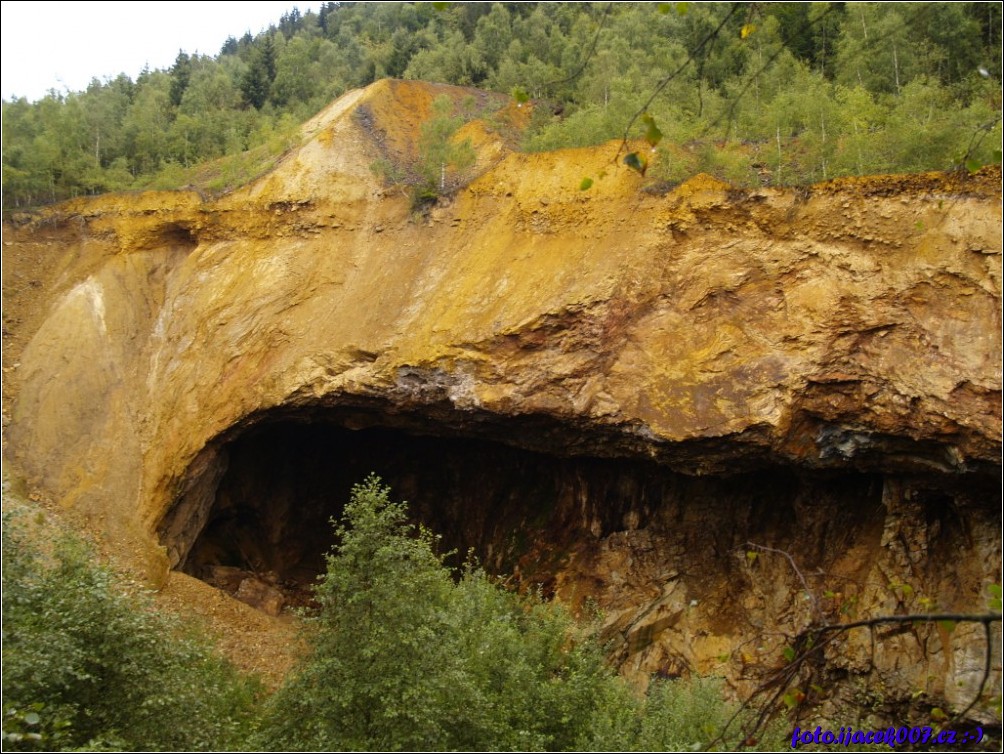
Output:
[{"xmin": 3, "ymin": 80, "xmax": 1000, "ymax": 718}]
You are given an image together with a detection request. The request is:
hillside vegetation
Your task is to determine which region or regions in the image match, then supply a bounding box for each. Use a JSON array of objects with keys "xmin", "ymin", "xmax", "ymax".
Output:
[{"xmin": 3, "ymin": 2, "xmax": 1001, "ymax": 208}]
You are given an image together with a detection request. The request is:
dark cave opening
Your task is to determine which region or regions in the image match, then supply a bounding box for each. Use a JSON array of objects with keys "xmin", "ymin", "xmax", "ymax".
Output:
[
  {"xmin": 174, "ymin": 418, "xmax": 733, "ymax": 604},
  {"xmin": 156, "ymin": 415, "xmax": 911, "ymax": 610},
  {"xmin": 177, "ymin": 421, "xmax": 593, "ymax": 592},
  {"xmin": 160, "ymin": 413, "xmax": 996, "ymax": 615}
]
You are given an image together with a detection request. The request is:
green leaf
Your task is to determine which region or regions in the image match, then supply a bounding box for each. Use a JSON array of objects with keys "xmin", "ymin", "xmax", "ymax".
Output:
[
  {"xmin": 624, "ymin": 152, "xmax": 648, "ymax": 176},
  {"xmin": 782, "ymin": 646, "xmax": 796, "ymax": 663},
  {"xmin": 965, "ymin": 158, "xmax": 982, "ymax": 173},
  {"xmin": 641, "ymin": 113, "xmax": 663, "ymax": 148},
  {"xmin": 987, "ymin": 583, "xmax": 1002, "ymax": 611},
  {"xmin": 432, "ymin": 2, "xmax": 451, "ymax": 10},
  {"xmin": 746, "ymin": 550, "xmax": 758, "ymax": 563},
  {"xmin": 676, "ymin": 2, "xmax": 689, "ymax": 14},
  {"xmin": 937, "ymin": 620, "xmax": 956, "ymax": 633},
  {"xmin": 782, "ymin": 689, "xmax": 805, "ymax": 709},
  {"xmin": 740, "ymin": 23, "xmax": 756, "ymax": 39},
  {"xmin": 579, "ymin": 177, "xmax": 594, "ymax": 191},
  {"xmin": 658, "ymin": 2, "xmax": 672, "ymax": 13},
  {"xmin": 511, "ymin": 86, "xmax": 529, "ymax": 105}
]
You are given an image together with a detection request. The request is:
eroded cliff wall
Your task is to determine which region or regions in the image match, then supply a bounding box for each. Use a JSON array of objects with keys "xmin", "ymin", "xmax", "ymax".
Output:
[{"xmin": 3, "ymin": 79, "xmax": 1001, "ymax": 717}]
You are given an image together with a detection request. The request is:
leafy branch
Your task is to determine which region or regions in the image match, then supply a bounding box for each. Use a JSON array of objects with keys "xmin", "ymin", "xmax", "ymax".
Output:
[{"xmin": 961, "ymin": 114, "xmax": 1003, "ymax": 172}]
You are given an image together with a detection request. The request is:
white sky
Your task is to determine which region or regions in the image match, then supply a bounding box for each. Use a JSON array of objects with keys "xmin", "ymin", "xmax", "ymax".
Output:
[{"xmin": 1, "ymin": 1, "xmax": 317, "ymax": 102}]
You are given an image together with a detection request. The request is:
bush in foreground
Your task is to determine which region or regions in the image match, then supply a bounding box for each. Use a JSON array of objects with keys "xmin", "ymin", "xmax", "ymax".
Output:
[{"xmin": 1, "ymin": 515, "xmax": 259, "ymax": 751}]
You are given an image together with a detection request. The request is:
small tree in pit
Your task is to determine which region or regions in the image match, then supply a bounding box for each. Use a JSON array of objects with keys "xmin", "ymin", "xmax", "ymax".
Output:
[{"xmin": 413, "ymin": 95, "xmax": 476, "ymax": 205}]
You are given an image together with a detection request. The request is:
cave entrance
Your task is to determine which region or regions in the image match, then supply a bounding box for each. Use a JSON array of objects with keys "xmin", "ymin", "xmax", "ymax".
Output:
[
  {"xmin": 165, "ymin": 418, "xmax": 606, "ymax": 610},
  {"xmin": 160, "ymin": 412, "xmax": 929, "ymax": 617}
]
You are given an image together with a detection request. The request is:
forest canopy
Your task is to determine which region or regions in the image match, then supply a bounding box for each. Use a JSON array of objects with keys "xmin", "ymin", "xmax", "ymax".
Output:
[{"xmin": 2, "ymin": 1, "xmax": 1001, "ymax": 208}]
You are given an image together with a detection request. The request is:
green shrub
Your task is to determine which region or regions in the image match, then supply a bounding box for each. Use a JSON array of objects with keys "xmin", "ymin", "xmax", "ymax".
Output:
[
  {"xmin": 1, "ymin": 514, "xmax": 260, "ymax": 751},
  {"xmin": 258, "ymin": 475, "xmax": 749, "ymax": 751},
  {"xmin": 445, "ymin": 568, "xmax": 637, "ymax": 751},
  {"xmin": 637, "ymin": 677, "xmax": 735, "ymax": 750}
]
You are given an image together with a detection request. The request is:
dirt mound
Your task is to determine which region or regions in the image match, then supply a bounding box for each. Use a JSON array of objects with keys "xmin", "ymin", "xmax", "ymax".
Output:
[{"xmin": 155, "ymin": 572, "xmax": 304, "ymax": 689}]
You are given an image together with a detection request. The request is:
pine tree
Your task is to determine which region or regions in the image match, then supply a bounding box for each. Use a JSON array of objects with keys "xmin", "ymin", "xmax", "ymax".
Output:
[
  {"xmin": 168, "ymin": 51, "xmax": 191, "ymax": 108},
  {"xmin": 240, "ymin": 36, "xmax": 277, "ymax": 110}
]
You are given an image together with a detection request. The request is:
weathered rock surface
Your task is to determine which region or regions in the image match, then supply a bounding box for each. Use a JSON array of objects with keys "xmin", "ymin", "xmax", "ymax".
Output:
[{"xmin": 3, "ymin": 80, "xmax": 1001, "ymax": 719}]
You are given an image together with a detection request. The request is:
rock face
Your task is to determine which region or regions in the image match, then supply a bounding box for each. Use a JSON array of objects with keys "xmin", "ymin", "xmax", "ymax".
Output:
[{"xmin": 3, "ymin": 80, "xmax": 1001, "ymax": 718}]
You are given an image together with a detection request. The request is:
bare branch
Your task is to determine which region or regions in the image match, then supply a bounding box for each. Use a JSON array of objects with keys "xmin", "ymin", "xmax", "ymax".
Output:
[
  {"xmin": 712, "ymin": 611, "xmax": 1002, "ymax": 748},
  {"xmin": 541, "ymin": 3, "xmax": 614, "ymax": 91},
  {"xmin": 808, "ymin": 613, "xmax": 1002, "ymax": 634},
  {"xmin": 746, "ymin": 541, "xmax": 820, "ymax": 620}
]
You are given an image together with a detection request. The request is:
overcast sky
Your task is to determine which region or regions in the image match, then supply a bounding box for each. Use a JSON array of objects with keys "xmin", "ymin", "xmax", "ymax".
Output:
[{"xmin": 1, "ymin": 1, "xmax": 316, "ymax": 101}]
